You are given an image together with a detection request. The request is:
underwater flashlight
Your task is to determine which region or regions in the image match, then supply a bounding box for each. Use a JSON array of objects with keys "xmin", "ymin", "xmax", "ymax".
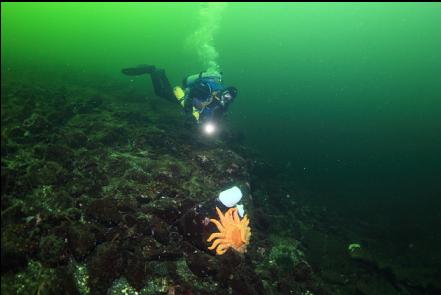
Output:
[{"xmin": 203, "ymin": 122, "xmax": 216, "ymax": 135}]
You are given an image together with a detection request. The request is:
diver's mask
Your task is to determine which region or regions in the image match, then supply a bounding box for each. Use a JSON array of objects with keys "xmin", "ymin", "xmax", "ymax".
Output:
[{"xmin": 220, "ymin": 91, "xmax": 233, "ymax": 106}]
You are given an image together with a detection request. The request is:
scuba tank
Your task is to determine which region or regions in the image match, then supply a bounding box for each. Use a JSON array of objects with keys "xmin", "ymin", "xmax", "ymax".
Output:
[{"xmin": 184, "ymin": 70, "xmax": 223, "ymax": 89}]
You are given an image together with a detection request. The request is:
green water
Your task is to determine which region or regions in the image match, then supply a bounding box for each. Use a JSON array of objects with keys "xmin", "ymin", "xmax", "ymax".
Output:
[{"xmin": 2, "ymin": 2, "xmax": 440, "ymax": 223}]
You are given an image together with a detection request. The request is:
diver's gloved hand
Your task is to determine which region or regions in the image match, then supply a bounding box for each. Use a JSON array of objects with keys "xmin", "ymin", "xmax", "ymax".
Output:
[{"xmin": 121, "ymin": 65, "xmax": 156, "ymax": 76}]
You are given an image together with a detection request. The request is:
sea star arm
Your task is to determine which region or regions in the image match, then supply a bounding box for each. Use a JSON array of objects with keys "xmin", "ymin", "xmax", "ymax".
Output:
[{"xmin": 207, "ymin": 232, "xmax": 224, "ymax": 242}]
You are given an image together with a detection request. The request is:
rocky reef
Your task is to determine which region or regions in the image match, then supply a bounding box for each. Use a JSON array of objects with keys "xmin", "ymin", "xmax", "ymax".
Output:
[
  {"xmin": 1, "ymin": 68, "xmax": 439, "ymax": 295},
  {"xmin": 0, "ymin": 68, "xmax": 267, "ymax": 295}
]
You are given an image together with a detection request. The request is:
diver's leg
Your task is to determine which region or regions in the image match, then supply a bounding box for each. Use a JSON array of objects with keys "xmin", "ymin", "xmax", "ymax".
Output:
[
  {"xmin": 122, "ymin": 65, "xmax": 176, "ymax": 102},
  {"xmin": 152, "ymin": 69, "xmax": 175, "ymax": 102},
  {"xmin": 150, "ymin": 70, "xmax": 165, "ymax": 98},
  {"xmin": 157, "ymin": 69, "xmax": 174, "ymax": 100},
  {"xmin": 121, "ymin": 64, "xmax": 156, "ymax": 76}
]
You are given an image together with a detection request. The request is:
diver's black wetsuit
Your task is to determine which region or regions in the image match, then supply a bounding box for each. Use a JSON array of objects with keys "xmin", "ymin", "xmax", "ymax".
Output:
[
  {"xmin": 122, "ymin": 65, "xmax": 237, "ymax": 124},
  {"xmin": 122, "ymin": 65, "xmax": 175, "ymax": 102}
]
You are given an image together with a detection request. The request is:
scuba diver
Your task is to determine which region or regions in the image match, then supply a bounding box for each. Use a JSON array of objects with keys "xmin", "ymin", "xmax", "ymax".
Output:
[{"xmin": 122, "ymin": 65, "xmax": 238, "ymax": 134}]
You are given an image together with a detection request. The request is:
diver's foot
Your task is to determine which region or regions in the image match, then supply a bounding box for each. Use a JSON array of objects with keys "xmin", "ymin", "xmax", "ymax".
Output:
[{"xmin": 121, "ymin": 65, "xmax": 156, "ymax": 76}]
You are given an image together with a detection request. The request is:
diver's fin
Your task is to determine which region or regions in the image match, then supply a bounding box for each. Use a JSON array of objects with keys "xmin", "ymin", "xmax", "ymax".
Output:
[{"xmin": 121, "ymin": 65, "xmax": 156, "ymax": 76}]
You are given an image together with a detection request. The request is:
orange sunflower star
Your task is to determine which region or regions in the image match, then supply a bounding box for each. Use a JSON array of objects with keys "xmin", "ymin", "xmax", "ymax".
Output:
[{"xmin": 207, "ymin": 207, "xmax": 251, "ymax": 255}]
